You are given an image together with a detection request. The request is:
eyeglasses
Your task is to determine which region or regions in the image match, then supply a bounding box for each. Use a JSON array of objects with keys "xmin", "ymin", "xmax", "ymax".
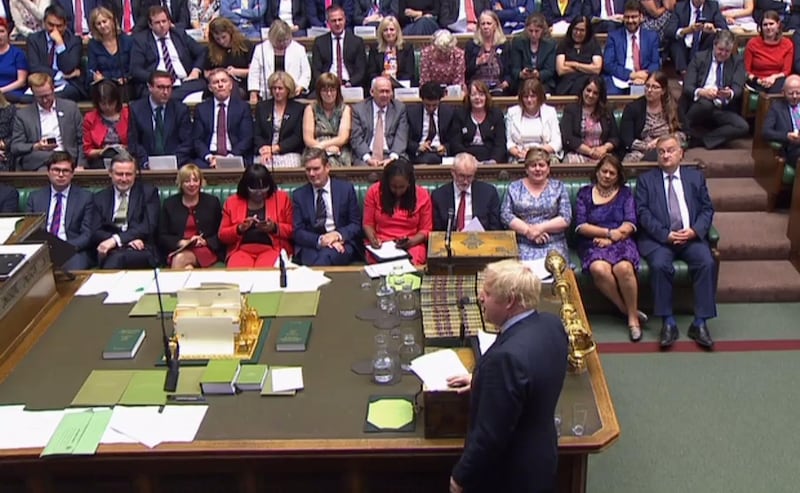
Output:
[
  {"xmin": 50, "ymin": 168, "xmax": 73, "ymax": 175},
  {"xmin": 645, "ymin": 84, "xmax": 663, "ymax": 91}
]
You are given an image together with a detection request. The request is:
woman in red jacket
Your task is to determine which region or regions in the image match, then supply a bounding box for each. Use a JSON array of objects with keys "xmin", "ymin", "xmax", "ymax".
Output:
[
  {"xmin": 218, "ymin": 164, "xmax": 293, "ymax": 268},
  {"xmin": 744, "ymin": 10, "xmax": 794, "ymax": 93},
  {"xmin": 82, "ymin": 80, "xmax": 129, "ymax": 169}
]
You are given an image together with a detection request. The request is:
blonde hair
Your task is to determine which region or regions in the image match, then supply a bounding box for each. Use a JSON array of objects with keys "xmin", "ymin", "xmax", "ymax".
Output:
[
  {"xmin": 473, "ymin": 10, "xmax": 506, "ymax": 46},
  {"xmin": 432, "ymin": 29, "xmax": 456, "ymax": 52},
  {"xmin": 524, "ymin": 148, "xmax": 551, "ymax": 167},
  {"xmin": 482, "ymin": 259, "xmax": 542, "ymax": 310},
  {"xmin": 28, "ymin": 72, "xmax": 54, "ymax": 89},
  {"xmin": 177, "ymin": 164, "xmax": 206, "ymax": 191},
  {"xmin": 268, "ymin": 19, "xmax": 293, "ymax": 45},
  {"xmin": 268, "ymin": 71, "xmax": 297, "ymax": 98},
  {"xmin": 377, "ymin": 15, "xmax": 404, "ymax": 52},
  {"xmin": 89, "ymin": 7, "xmax": 118, "ymax": 40}
]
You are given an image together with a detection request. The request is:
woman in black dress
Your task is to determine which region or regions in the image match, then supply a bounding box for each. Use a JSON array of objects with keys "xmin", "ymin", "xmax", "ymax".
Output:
[{"xmin": 554, "ymin": 16, "xmax": 602, "ymax": 96}]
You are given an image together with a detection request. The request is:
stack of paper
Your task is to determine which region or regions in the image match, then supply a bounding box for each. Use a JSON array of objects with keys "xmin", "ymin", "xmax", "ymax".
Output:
[
  {"xmin": 249, "ymin": 266, "xmax": 331, "ymax": 293},
  {"xmin": 261, "ymin": 367, "xmax": 303, "ymax": 395},
  {"xmin": 103, "ymin": 405, "xmax": 208, "ymax": 448},
  {"xmin": 103, "ymin": 271, "xmax": 155, "ymax": 304},
  {"xmin": 364, "ymin": 259, "xmax": 416, "ymax": 278},
  {"xmin": 41, "ymin": 409, "xmax": 112, "ymax": 457},
  {"xmin": 75, "ymin": 272, "xmax": 126, "ymax": 296},
  {"xmin": 0, "ymin": 217, "xmax": 22, "ymax": 243},
  {"xmin": 409, "ymin": 350, "xmax": 469, "ymax": 391},
  {"xmin": 0, "ymin": 406, "xmax": 71, "ymax": 450},
  {"xmin": 366, "ymin": 241, "xmax": 409, "ymax": 262}
]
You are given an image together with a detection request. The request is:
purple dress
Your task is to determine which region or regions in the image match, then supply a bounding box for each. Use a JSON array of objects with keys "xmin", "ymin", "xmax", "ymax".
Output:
[{"xmin": 575, "ymin": 185, "xmax": 640, "ymax": 271}]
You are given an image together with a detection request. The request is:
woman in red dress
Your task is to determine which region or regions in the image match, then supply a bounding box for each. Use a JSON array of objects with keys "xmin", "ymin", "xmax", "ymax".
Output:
[
  {"xmin": 363, "ymin": 159, "xmax": 433, "ymax": 265},
  {"xmin": 159, "ymin": 164, "xmax": 224, "ymax": 269},
  {"xmin": 219, "ymin": 164, "xmax": 293, "ymax": 268}
]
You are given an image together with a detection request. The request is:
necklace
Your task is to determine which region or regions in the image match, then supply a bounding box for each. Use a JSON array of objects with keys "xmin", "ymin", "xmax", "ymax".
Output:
[{"xmin": 596, "ymin": 186, "xmax": 618, "ymax": 198}]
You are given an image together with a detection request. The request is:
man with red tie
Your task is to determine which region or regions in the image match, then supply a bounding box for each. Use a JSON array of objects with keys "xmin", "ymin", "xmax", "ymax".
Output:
[
  {"xmin": 430, "ymin": 152, "xmax": 502, "ymax": 232},
  {"xmin": 603, "ymin": 0, "xmax": 661, "ymax": 95},
  {"xmin": 310, "ymin": 5, "xmax": 366, "ymax": 90}
]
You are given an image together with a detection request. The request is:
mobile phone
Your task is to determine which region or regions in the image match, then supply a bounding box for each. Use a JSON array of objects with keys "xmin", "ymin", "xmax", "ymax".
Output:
[{"xmin": 45, "ymin": 137, "xmax": 57, "ymax": 145}]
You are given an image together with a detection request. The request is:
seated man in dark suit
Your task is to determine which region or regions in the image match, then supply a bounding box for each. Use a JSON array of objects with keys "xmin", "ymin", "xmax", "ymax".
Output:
[
  {"xmin": 431, "ymin": 153, "xmax": 502, "ymax": 232},
  {"xmin": 92, "ymin": 151, "xmax": 160, "ymax": 269},
  {"xmin": 682, "ymin": 30, "xmax": 749, "ymax": 150},
  {"xmin": 763, "ymin": 74, "xmax": 800, "ymax": 169},
  {"xmin": 665, "ymin": 0, "xmax": 728, "ymax": 74},
  {"xmin": 406, "ymin": 82, "xmax": 454, "ymax": 165},
  {"xmin": 603, "ymin": 1, "xmax": 661, "ymax": 95},
  {"xmin": 636, "ymin": 133, "xmax": 717, "ymax": 349},
  {"xmin": 25, "ymin": 151, "xmax": 97, "ymax": 270},
  {"xmin": 26, "ymin": 4, "xmax": 85, "ymax": 101},
  {"xmin": 310, "ymin": 5, "xmax": 366, "ymax": 89},
  {"xmin": 191, "ymin": 69, "xmax": 253, "ymax": 169},
  {"xmin": 54, "ymin": 0, "xmax": 104, "ymax": 37},
  {"xmin": 128, "ymin": 70, "xmax": 193, "ymax": 168},
  {"xmin": 350, "ymin": 76, "xmax": 409, "ymax": 167},
  {"xmin": 0, "ymin": 183, "xmax": 18, "ymax": 213},
  {"xmin": 586, "ymin": 0, "xmax": 626, "ymax": 33},
  {"xmin": 447, "ymin": 259, "xmax": 568, "ymax": 493},
  {"xmin": 292, "ymin": 147, "xmax": 362, "ymax": 266},
  {"xmin": 129, "ymin": 5, "xmax": 206, "ymax": 101}
]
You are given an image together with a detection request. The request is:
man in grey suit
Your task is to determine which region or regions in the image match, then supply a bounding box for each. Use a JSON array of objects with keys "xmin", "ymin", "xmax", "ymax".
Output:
[
  {"xmin": 25, "ymin": 151, "xmax": 97, "ymax": 270},
  {"xmin": 10, "ymin": 73, "xmax": 84, "ymax": 171},
  {"xmin": 350, "ymin": 76, "xmax": 409, "ymax": 167}
]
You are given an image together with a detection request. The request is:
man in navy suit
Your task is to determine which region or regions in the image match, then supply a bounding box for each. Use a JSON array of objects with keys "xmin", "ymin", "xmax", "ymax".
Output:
[
  {"xmin": 128, "ymin": 70, "xmax": 193, "ymax": 168},
  {"xmin": 447, "ymin": 259, "xmax": 568, "ymax": 493},
  {"xmin": 431, "ymin": 153, "xmax": 502, "ymax": 232},
  {"xmin": 26, "ymin": 4, "xmax": 85, "ymax": 102},
  {"xmin": 0, "ymin": 184, "xmax": 18, "ymax": 213},
  {"xmin": 585, "ymin": 0, "xmax": 626, "ymax": 33},
  {"xmin": 92, "ymin": 151, "xmax": 160, "ymax": 269},
  {"xmin": 26, "ymin": 152, "xmax": 97, "ymax": 270},
  {"xmin": 129, "ymin": 5, "xmax": 206, "ymax": 100},
  {"xmin": 763, "ymin": 75, "xmax": 800, "ymax": 169},
  {"xmin": 310, "ymin": 5, "xmax": 366, "ymax": 89},
  {"xmin": 665, "ymin": 0, "xmax": 728, "ymax": 73},
  {"xmin": 636, "ymin": 134, "xmax": 717, "ymax": 349},
  {"xmin": 406, "ymin": 82, "xmax": 454, "ymax": 165},
  {"xmin": 191, "ymin": 69, "xmax": 253, "ymax": 168},
  {"xmin": 603, "ymin": 1, "xmax": 661, "ymax": 95},
  {"xmin": 292, "ymin": 147, "xmax": 362, "ymax": 266}
]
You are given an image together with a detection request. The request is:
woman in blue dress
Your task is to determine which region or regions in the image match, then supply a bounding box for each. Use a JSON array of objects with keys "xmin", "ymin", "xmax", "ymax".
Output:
[
  {"xmin": 0, "ymin": 18, "xmax": 28, "ymax": 103},
  {"xmin": 575, "ymin": 155, "xmax": 644, "ymax": 341},
  {"xmin": 501, "ymin": 148, "xmax": 571, "ymax": 261}
]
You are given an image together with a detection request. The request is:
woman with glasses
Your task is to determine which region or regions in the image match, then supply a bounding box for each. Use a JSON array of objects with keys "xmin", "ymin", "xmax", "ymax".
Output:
[
  {"xmin": 254, "ymin": 71, "xmax": 304, "ymax": 168},
  {"xmin": 82, "ymin": 80, "xmax": 129, "ymax": 169},
  {"xmin": 248, "ymin": 18, "xmax": 311, "ymax": 102},
  {"xmin": 205, "ymin": 17, "xmax": 253, "ymax": 98},
  {"xmin": 419, "ymin": 29, "xmax": 466, "ymax": 92},
  {"xmin": 219, "ymin": 164, "xmax": 293, "ymax": 268},
  {"xmin": 554, "ymin": 16, "xmax": 602, "ymax": 96},
  {"xmin": 302, "ymin": 73, "xmax": 353, "ymax": 167},
  {"xmin": 619, "ymin": 70, "xmax": 684, "ymax": 162},
  {"xmin": 561, "ymin": 76, "xmax": 619, "ymax": 163},
  {"xmin": 159, "ymin": 164, "xmax": 224, "ymax": 269}
]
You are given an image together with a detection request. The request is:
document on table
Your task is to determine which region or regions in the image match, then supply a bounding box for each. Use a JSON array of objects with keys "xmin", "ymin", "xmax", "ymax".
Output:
[
  {"xmin": 521, "ymin": 257, "xmax": 552, "ymax": 282},
  {"xmin": 366, "ymin": 241, "xmax": 409, "ymax": 262},
  {"xmin": 40, "ymin": 409, "xmax": 112, "ymax": 456},
  {"xmin": 184, "ymin": 270, "xmax": 255, "ymax": 293},
  {"xmin": 462, "ymin": 217, "xmax": 485, "ymax": 232},
  {"xmin": 75, "ymin": 272, "xmax": 126, "ymax": 296},
  {"xmin": 409, "ymin": 349, "xmax": 469, "ymax": 391},
  {"xmin": 249, "ymin": 267, "xmax": 331, "ymax": 293},
  {"xmin": 271, "ymin": 367, "xmax": 304, "ymax": 392},
  {"xmin": 105, "ymin": 405, "xmax": 208, "ymax": 448},
  {"xmin": 103, "ymin": 270, "xmax": 155, "ymax": 304},
  {"xmin": 0, "ymin": 407, "xmax": 68, "ymax": 450},
  {"xmin": 364, "ymin": 259, "xmax": 416, "ymax": 278},
  {"xmin": 0, "ymin": 216, "xmax": 22, "ymax": 243},
  {"xmin": 144, "ymin": 271, "xmax": 191, "ymax": 294}
]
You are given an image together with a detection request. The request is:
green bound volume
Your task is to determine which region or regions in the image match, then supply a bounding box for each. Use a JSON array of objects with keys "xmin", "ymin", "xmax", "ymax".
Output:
[
  {"xmin": 235, "ymin": 364, "xmax": 269, "ymax": 391},
  {"xmin": 275, "ymin": 321, "xmax": 312, "ymax": 352},
  {"xmin": 200, "ymin": 359, "xmax": 241, "ymax": 395},
  {"xmin": 102, "ymin": 328, "xmax": 146, "ymax": 359}
]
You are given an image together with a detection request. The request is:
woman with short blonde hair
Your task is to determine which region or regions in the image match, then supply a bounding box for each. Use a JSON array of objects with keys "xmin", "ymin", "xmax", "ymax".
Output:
[
  {"xmin": 248, "ymin": 18, "xmax": 310, "ymax": 102},
  {"xmin": 367, "ymin": 16, "xmax": 416, "ymax": 85}
]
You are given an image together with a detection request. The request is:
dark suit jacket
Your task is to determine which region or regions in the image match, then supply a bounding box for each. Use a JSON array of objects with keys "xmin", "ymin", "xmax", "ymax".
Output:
[
  {"xmin": 129, "ymin": 27, "xmax": 207, "ymax": 86},
  {"xmin": 191, "ymin": 97, "xmax": 254, "ymax": 163},
  {"xmin": 508, "ymin": 36, "xmax": 557, "ymax": 94},
  {"xmin": 541, "ymin": 0, "xmax": 583, "ymax": 25},
  {"xmin": 158, "ymin": 192, "xmax": 224, "ymax": 260},
  {"xmin": 665, "ymin": 0, "xmax": 728, "ymax": 43},
  {"xmin": 449, "ymin": 107, "xmax": 507, "ymax": 163},
  {"xmin": 584, "ymin": 0, "xmax": 626, "ymax": 17},
  {"xmin": 351, "ymin": 0, "xmax": 397, "ymax": 25},
  {"xmin": 311, "ymin": 30, "xmax": 367, "ymax": 89},
  {"xmin": 560, "ymin": 103, "xmax": 620, "ymax": 154},
  {"xmin": 635, "ymin": 166, "xmax": 714, "ymax": 256},
  {"xmin": 366, "ymin": 45, "xmax": 416, "ymax": 86},
  {"xmin": 438, "ymin": 0, "xmax": 489, "ymax": 27},
  {"xmin": 0, "ymin": 184, "xmax": 19, "ymax": 213},
  {"xmin": 128, "ymin": 96, "xmax": 193, "ymax": 166},
  {"xmin": 292, "ymin": 178, "xmax": 363, "ymax": 258},
  {"xmin": 405, "ymin": 103, "xmax": 454, "ymax": 158},
  {"xmin": 682, "ymin": 50, "xmax": 745, "ymax": 109},
  {"xmin": 87, "ymin": 35, "xmax": 133, "ymax": 81},
  {"xmin": 55, "ymin": 0, "xmax": 104, "ymax": 34},
  {"xmin": 265, "ymin": 0, "xmax": 308, "ymax": 28},
  {"xmin": 26, "ymin": 185, "xmax": 97, "ymax": 253},
  {"xmin": 763, "ymin": 98, "xmax": 800, "ymax": 161},
  {"xmin": 618, "ymin": 96, "xmax": 686, "ymax": 154},
  {"xmin": 464, "ymin": 40, "xmax": 511, "ymax": 88},
  {"xmin": 795, "ymin": 31, "xmax": 800, "ymax": 75},
  {"xmin": 1, "ymin": 1, "xmax": 13, "ymax": 34},
  {"xmin": 253, "ymin": 99, "xmax": 305, "ymax": 156},
  {"xmin": 91, "ymin": 182, "xmax": 160, "ymax": 250},
  {"xmin": 26, "ymin": 30, "xmax": 83, "ymax": 87},
  {"xmin": 126, "ymin": 0, "xmax": 190, "ymax": 31},
  {"xmin": 431, "ymin": 181, "xmax": 502, "ymax": 231},
  {"xmin": 602, "ymin": 27, "xmax": 661, "ymax": 85},
  {"xmin": 452, "ymin": 311, "xmax": 568, "ymax": 493}
]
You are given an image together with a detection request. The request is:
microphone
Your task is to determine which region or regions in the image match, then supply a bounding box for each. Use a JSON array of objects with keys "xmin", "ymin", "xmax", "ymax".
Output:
[
  {"xmin": 457, "ymin": 295, "xmax": 470, "ymax": 343},
  {"xmin": 445, "ymin": 207, "xmax": 455, "ymax": 259},
  {"xmin": 153, "ymin": 266, "xmax": 180, "ymax": 392}
]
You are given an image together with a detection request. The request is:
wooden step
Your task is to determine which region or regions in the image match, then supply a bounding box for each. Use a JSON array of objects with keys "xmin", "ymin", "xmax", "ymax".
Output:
[
  {"xmin": 707, "ymin": 178, "xmax": 768, "ymax": 212},
  {"xmin": 714, "ymin": 212, "xmax": 790, "ymax": 260},
  {"xmin": 717, "ymin": 260, "xmax": 800, "ymax": 302},
  {"xmin": 688, "ymin": 139, "xmax": 755, "ymax": 178}
]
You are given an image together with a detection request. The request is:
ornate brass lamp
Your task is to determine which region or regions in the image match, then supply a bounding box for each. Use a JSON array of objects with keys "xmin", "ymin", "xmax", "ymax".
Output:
[{"xmin": 545, "ymin": 251, "xmax": 596, "ymax": 373}]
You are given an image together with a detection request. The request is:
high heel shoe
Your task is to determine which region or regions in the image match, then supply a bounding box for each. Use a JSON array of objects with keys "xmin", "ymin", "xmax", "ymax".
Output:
[{"xmin": 629, "ymin": 325, "xmax": 642, "ymax": 342}]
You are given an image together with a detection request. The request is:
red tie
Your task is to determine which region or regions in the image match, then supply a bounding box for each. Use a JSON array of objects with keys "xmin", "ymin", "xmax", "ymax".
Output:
[
  {"xmin": 123, "ymin": 0, "xmax": 133, "ymax": 33},
  {"xmin": 465, "ymin": 0, "xmax": 477, "ymax": 25},
  {"xmin": 325, "ymin": 0, "xmax": 332, "ymax": 7},
  {"xmin": 74, "ymin": 0, "xmax": 83, "ymax": 35},
  {"xmin": 335, "ymin": 36, "xmax": 343, "ymax": 82},
  {"xmin": 217, "ymin": 102, "xmax": 228, "ymax": 155},
  {"xmin": 456, "ymin": 191, "xmax": 466, "ymax": 231},
  {"xmin": 605, "ymin": 0, "xmax": 614, "ymax": 16},
  {"xmin": 631, "ymin": 34, "xmax": 641, "ymax": 72}
]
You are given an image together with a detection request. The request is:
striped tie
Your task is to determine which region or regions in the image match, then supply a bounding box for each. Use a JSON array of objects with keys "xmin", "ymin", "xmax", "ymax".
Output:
[
  {"xmin": 114, "ymin": 192, "xmax": 128, "ymax": 228},
  {"xmin": 159, "ymin": 37, "xmax": 177, "ymax": 80},
  {"xmin": 50, "ymin": 193, "xmax": 63, "ymax": 236}
]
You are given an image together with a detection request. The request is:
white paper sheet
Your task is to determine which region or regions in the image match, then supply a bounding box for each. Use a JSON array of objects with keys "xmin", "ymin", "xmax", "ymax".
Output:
[
  {"xmin": 75, "ymin": 272, "xmax": 126, "ymax": 296},
  {"xmin": 364, "ymin": 259, "xmax": 416, "ymax": 278},
  {"xmin": 144, "ymin": 271, "xmax": 191, "ymax": 294},
  {"xmin": 366, "ymin": 241, "xmax": 409, "ymax": 262},
  {"xmin": 0, "ymin": 216, "xmax": 23, "ymax": 243},
  {"xmin": 521, "ymin": 258, "xmax": 553, "ymax": 282},
  {"xmin": 102, "ymin": 270, "xmax": 155, "ymax": 304},
  {"xmin": 106, "ymin": 406, "xmax": 163, "ymax": 448},
  {"xmin": 477, "ymin": 330, "xmax": 498, "ymax": 355},
  {"xmin": 271, "ymin": 367, "xmax": 304, "ymax": 392},
  {"xmin": 462, "ymin": 217, "xmax": 485, "ymax": 232},
  {"xmin": 0, "ymin": 408, "xmax": 67, "ymax": 450},
  {"xmin": 409, "ymin": 349, "xmax": 469, "ymax": 391},
  {"xmin": 0, "ymin": 244, "xmax": 43, "ymax": 279}
]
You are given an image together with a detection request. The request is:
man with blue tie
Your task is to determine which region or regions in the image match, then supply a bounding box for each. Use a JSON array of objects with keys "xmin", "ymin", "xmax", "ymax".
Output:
[
  {"xmin": 603, "ymin": 1, "xmax": 661, "ymax": 95},
  {"xmin": 636, "ymin": 134, "xmax": 717, "ymax": 349},
  {"xmin": 763, "ymin": 75, "xmax": 800, "ymax": 170},
  {"xmin": 665, "ymin": 0, "xmax": 728, "ymax": 74},
  {"xmin": 292, "ymin": 147, "xmax": 362, "ymax": 266},
  {"xmin": 26, "ymin": 152, "xmax": 97, "ymax": 270},
  {"xmin": 25, "ymin": 4, "xmax": 85, "ymax": 101}
]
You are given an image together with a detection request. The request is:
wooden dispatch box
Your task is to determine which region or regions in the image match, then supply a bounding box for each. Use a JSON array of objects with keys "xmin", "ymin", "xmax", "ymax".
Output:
[
  {"xmin": 427, "ymin": 231, "xmax": 518, "ymax": 275},
  {"xmin": 423, "ymin": 346, "xmax": 476, "ymax": 438}
]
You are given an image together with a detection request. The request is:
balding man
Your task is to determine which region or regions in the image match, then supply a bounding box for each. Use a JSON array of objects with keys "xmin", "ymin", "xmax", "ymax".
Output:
[
  {"xmin": 763, "ymin": 74, "xmax": 800, "ymax": 169},
  {"xmin": 431, "ymin": 153, "xmax": 502, "ymax": 232},
  {"xmin": 350, "ymin": 76, "xmax": 409, "ymax": 167}
]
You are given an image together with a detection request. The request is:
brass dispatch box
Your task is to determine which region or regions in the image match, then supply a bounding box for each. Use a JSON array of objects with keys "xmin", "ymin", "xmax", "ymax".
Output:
[{"xmin": 427, "ymin": 231, "xmax": 518, "ymax": 275}]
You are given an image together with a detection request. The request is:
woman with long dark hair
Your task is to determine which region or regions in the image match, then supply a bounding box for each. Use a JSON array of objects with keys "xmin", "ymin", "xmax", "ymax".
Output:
[
  {"xmin": 554, "ymin": 16, "xmax": 602, "ymax": 96},
  {"xmin": 561, "ymin": 75, "xmax": 620, "ymax": 163},
  {"xmin": 205, "ymin": 16, "xmax": 253, "ymax": 97},
  {"xmin": 82, "ymin": 79, "xmax": 129, "ymax": 169}
]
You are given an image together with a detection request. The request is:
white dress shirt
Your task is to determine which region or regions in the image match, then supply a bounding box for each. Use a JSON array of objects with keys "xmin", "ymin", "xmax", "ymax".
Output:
[
  {"xmin": 315, "ymin": 179, "xmax": 335, "ymax": 234},
  {"xmin": 47, "ymin": 185, "xmax": 71, "ymax": 241},
  {"xmin": 329, "ymin": 32, "xmax": 351, "ymax": 83},
  {"xmin": 662, "ymin": 168, "xmax": 691, "ymax": 229},
  {"xmin": 153, "ymin": 32, "xmax": 189, "ymax": 81},
  {"xmin": 613, "ymin": 29, "xmax": 640, "ymax": 89},
  {"xmin": 38, "ymin": 103, "xmax": 64, "ymax": 150}
]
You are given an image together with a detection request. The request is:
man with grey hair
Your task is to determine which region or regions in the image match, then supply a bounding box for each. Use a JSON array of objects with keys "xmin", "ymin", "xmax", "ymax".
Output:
[
  {"xmin": 446, "ymin": 259, "xmax": 568, "ymax": 493},
  {"xmin": 762, "ymin": 74, "xmax": 800, "ymax": 169},
  {"xmin": 431, "ymin": 152, "xmax": 502, "ymax": 231},
  {"xmin": 682, "ymin": 29, "xmax": 749, "ymax": 149},
  {"xmin": 350, "ymin": 76, "xmax": 409, "ymax": 167}
]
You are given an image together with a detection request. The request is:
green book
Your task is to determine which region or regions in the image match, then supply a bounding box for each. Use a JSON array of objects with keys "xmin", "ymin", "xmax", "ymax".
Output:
[
  {"xmin": 200, "ymin": 359, "xmax": 241, "ymax": 395},
  {"xmin": 275, "ymin": 320, "xmax": 312, "ymax": 352},
  {"xmin": 71, "ymin": 370, "xmax": 136, "ymax": 406},
  {"xmin": 235, "ymin": 364, "xmax": 269, "ymax": 391},
  {"xmin": 41, "ymin": 409, "xmax": 113, "ymax": 457},
  {"xmin": 276, "ymin": 291, "xmax": 320, "ymax": 317},
  {"xmin": 102, "ymin": 328, "xmax": 146, "ymax": 359},
  {"xmin": 118, "ymin": 370, "xmax": 168, "ymax": 406}
]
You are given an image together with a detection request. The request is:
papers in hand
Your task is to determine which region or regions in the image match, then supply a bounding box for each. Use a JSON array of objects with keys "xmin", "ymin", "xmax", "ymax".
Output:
[
  {"xmin": 409, "ymin": 349, "xmax": 469, "ymax": 391},
  {"xmin": 366, "ymin": 240, "xmax": 410, "ymax": 262},
  {"xmin": 364, "ymin": 258, "xmax": 416, "ymax": 278},
  {"xmin": 521, "ymin": 258, "xmax": 553, "ymax": 282}
]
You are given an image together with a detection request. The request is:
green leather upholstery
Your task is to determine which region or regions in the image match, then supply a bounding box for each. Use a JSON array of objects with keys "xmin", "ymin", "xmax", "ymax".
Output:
[{"xmin": 768, "ymin": 141, "xmax": 797, "ymax": 186}]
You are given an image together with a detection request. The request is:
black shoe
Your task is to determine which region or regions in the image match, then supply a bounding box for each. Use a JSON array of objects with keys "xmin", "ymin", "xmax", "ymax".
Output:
[
  {"xmin": 659, "ymin": 324, "xmax": 679, "ymax": 348},
  {"xmin": 688, "ymin": 322, "xmax": 714, "ymax": 349}
]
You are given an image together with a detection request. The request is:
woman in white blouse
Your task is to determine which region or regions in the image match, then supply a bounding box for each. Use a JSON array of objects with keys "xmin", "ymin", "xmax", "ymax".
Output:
[
  {"xmin": 505, "ymin": 78, "xmax": 563, "ymax": 162},
  {"xmin": 248, "ymin": 18, "xmax": 311, "ymax": 103}
]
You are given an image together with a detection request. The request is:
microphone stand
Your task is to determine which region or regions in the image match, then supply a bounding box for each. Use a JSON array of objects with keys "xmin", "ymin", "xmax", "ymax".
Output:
[
  {"xmin": 444, "ymin": 207, "xmax": 455, "ymax": 276},
  {"xmin": 154, "ymin": 267, "xmax": 180, "ymax": 392}
]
